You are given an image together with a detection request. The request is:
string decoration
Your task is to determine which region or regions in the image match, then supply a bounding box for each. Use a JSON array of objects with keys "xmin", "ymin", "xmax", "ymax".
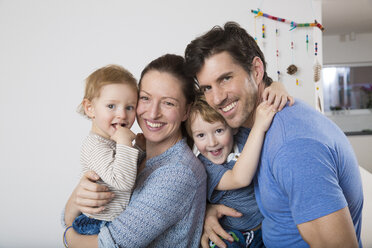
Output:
[
  {"xmin": 313, "ymin": 42, "xmax": 321, "ymax": 82},
  {"xmin": 262, "ymin": 24, "xmax": 265, "ymax": 38},
  {"xmin": 275, "ymin": 26, "xmax": 280, "ymax": 81},
  {"xmin": 254, "ymin": 15, "xmax": 258, "ymax": 42},
  {"xmin": 287, "ymin": 39, "xmax": 298, "ymax": 75},
  {"xmin": 251, "ymin": 9, "xmax": 325, "ymax": 31},
  {"xmin": 296, "ymin": 79, "xmax": 299, "ymax": 86},
  {"xmin": 306, "ymin": 34, "xmax": 309, "ymax": 52}
]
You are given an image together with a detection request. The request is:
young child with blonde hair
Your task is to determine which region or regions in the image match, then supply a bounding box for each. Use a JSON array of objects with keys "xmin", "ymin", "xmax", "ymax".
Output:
[
  {"xmin": 186, "ymin": 95, "xmax": 276, "ymax": 248},
  {"xmin": 73, "ymin": 64, "xmax": 144, "ymax": 235}
]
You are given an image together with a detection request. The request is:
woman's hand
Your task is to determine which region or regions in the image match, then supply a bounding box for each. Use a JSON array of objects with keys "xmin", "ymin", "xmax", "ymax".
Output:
[
  {"xmin": 200, "ymin": 204, "xmax": 242, "ymax": 248},
  {"xmin": 262, "ymin": 81, "xmax": 295, "ymax": 111},
  {"xmin": 64, "ymin": 171, "xmax": 114, "ymax": 226}
]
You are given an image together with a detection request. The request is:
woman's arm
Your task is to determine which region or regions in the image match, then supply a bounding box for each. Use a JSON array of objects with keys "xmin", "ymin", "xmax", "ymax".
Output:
[
  {"xmin": 98, "ymin": 165, "xmax": 198, "ymax": 247},
  {"xmin": 215, "ymin": 102, "xmax": 276, "ymax": 190},
  {"xmin": 63, "ymin": 171, "xmax": 114, "ymax": 247}
]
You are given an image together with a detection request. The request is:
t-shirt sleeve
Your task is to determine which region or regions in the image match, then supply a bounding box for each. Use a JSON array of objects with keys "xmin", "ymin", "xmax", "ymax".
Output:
[
  {"xmin": 98, "ymin": 165, "xmax": 197, "ymax": 247},
  {"xmin": 272, "ymin": 138, "xmax": 348, "ymax": 225},
  {"xmin": 204, "ymin": 161, "xmax": 229, "ymax": 202}
]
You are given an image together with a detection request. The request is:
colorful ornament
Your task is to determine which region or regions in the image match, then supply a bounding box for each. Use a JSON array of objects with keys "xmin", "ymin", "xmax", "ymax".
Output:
[
  {"xmin": 313, "ymin": 42, "xmax": 322, "ymax": 82},
  {"xmin": 287, "ymin": 39, "xmax": 298, "ymax": 75},
  {"xmin": 287, "ymin": 64, "xmax": 298, "ymax": 75},
  {"xmin": 262, "ymin": 24, "xmax": 265, "ymax": 38},
  {"xmin": 306, "ymin": 34, "xmax": 309, "ymax": 52},
  {"xmin": 251, "ymin": 9, "xmax": 325, "ymax": 31},
  {"xmin": 275, "ymin": 27, "xmax": 280, "ymax": 81}
]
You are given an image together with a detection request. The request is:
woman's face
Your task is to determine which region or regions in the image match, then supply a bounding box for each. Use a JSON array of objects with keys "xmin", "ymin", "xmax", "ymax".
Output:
[{"xmin": 136, "ymin": 70, "xmax": 189, "ymax": 149}]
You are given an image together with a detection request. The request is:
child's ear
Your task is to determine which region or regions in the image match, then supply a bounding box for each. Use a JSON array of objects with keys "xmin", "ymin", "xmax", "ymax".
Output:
[{"xmin": 82, "ymin": 99, "xmax": 95, "ymax": 119}]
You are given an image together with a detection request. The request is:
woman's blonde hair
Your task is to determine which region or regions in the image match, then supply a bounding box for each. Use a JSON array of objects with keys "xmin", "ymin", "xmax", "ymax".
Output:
[{"xmin": 77, "ymin": 64, "xmax": 138, "ymax": 117}]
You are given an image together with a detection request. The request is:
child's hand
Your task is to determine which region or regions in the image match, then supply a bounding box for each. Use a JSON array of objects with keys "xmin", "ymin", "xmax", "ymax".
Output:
[
  {"xmin": 135, "ymin": 133, "xmax": 146, "ymax": 151},
  {"xmin": 262, "ymin": 81, "xmax": 295, "ymax": 111},
  {"xmin": 111, "ymin": 126, "xmax": 136, "ymax": 147},
  {"xmin": 254, "ymin": 101, "xmax": 277, "ymax": 132}
]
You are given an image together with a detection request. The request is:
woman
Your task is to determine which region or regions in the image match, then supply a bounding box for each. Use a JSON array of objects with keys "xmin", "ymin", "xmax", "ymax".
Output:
[{"xmin": 63, "ymin": 54, "xmax": 207, "ymax": 247}]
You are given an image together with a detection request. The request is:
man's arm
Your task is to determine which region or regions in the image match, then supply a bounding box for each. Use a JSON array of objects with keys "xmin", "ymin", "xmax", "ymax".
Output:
[
  {"xmin": 200, "ymin": 204, "xmax": 242, "ymax": 248},
  {"xmin": 272, "ymin": 139, "xmax": 360, "ymax": 247},
  {"xmin": 297, "ymin": 207, "xmax": 358, "ymax": 248}
]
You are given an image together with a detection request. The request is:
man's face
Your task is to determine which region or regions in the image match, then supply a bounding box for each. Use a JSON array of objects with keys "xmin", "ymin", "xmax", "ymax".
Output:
[{"xmin": 196, "ymin": 51, "xmax": 258, "ymax": 128}]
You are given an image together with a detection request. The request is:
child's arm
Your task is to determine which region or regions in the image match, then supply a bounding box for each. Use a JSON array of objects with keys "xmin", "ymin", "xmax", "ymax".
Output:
[
  {"xmin": 87, "ymin": 127, "xmax": 138, "ymax": 191},
  {"xmin": 215, "ymin": 101, "xmax": 276, "ymax": 190},
  {"xmin": 262, "ymin": 81, "xmax": 295, "ymax": 111}
]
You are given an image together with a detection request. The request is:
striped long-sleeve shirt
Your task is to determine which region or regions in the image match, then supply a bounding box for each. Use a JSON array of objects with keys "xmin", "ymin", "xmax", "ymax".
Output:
[{"xmin": 80, "ymin": 132, "xmax": 139, "ymax": 221}]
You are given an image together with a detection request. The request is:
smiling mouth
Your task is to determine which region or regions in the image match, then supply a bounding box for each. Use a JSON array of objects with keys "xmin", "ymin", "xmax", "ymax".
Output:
[
  {"xmin": 209, "ymin": 148, "xmax": 222, "ymax": 156},
  {"xmin": 221, "ymin": 101, "xmax": 237, "ymax": 113},
  {"xmin": 146, "ymin": 120, "xmax": 165, "ymax": 128}
]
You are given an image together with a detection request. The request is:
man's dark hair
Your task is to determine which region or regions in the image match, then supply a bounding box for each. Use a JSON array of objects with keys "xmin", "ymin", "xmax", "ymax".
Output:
[{"xmin": 184, "ymin": 21, "xmax": 272, "ymax": 86}]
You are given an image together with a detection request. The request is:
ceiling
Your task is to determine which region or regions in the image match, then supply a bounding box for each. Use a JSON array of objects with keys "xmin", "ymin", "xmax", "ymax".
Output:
[{"xmin": 321, "ymin": 0, "xmax": 372, "ymax": 35}]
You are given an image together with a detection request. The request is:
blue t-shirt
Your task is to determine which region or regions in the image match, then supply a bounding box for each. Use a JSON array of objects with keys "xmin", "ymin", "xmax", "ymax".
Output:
[
  {"xmin": 199, "ymin": 128, "xmax": 263, "ymax": 231},
  {"xmin": 254, "ymin": 99, "xmax": 363, "ymax": 247}
]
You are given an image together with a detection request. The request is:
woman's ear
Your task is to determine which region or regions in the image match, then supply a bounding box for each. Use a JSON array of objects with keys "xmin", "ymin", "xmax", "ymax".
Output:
[
  {"xmin": 182, "ymin": 104, "xmax": 191, "ymax": 122},
  {"xmin": 82, "ymin": 99, "xmax": 95, "ymax": 119}
]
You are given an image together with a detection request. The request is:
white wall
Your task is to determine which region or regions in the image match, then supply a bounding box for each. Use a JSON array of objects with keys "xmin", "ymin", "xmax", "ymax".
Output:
[
  {"xmin": 0, "ymin": 0, "xmax": 321, "ymax": 246},
  {"xmin": 323, "ymin": 32, "xmax": 372, "ymax": 65}
]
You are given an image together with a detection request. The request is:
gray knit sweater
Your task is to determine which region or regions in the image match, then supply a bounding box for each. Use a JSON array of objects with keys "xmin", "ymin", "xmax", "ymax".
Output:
[{"xmin": 98, "ymin": 138, "xmax": 207, "ymax": 248}]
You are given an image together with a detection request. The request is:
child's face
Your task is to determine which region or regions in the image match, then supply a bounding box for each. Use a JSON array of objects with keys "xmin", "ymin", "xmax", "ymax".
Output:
[
  {"xmin": 191, "ymin": 113, "xmax": 234, "ymax": 165},
  {"xmin": 89, "ymin": 83, "xmax": 138, "ymax": 139}
]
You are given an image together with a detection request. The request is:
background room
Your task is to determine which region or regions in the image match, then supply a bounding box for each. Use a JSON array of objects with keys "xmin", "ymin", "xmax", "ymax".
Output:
[{"xmin": 0, "ymin": 0, "xmax": 371, "ymax": 247}]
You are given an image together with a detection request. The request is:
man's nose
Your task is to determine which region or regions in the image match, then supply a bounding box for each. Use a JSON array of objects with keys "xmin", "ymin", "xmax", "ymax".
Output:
[{"xmin": 212, "ymin": 86, "xmax": 227, "ymax": 106}]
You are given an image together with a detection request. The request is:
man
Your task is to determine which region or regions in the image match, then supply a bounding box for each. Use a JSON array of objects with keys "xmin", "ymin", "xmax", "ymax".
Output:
[{"xmin": 184, "ymin": 22, "xmax": 363, "ymax": 247}]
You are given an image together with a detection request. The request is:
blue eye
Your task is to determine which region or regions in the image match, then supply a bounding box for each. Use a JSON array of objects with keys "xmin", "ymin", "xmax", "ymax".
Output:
[
  {"xmin": 223, "ymin": 76, "xmax": 232, "ymax": 82},
  {"xmin": 107, "ymin": 104, "xmax": 115, "ymax": 109},
  {"xmin": 164, "ymin": 101, "xmax": 175, "ymax": 106},
  {"xmin": 201, "ymin": 86, "xmax": 212, "ymax": 92},
  {"xmin": 126, "ymin": 106, "xmax": 135, "ymax": 111}
]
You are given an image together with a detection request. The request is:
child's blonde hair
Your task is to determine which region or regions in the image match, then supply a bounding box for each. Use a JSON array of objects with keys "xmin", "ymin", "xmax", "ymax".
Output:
[
  {"xmin": 186, "ymin": 94, "xmax": 228, "ymax": 137},
  {"xmin": 78, "ymin": 64, "xmax": 138, "ymax": 117}
]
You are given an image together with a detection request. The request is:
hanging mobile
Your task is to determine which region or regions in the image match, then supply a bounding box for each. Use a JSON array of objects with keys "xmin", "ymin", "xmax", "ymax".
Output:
[
  {"xmin": 287, "ymin": 39, "xmax": 298, "ymax": 75},
  {"xmin": 313, "ymin": 42, "xmax": 321, "ymax": 82},
  {"xmin": 275, "ymin": 26, "xmax": 280, "ymax": 81},
  {"xmin": 306, "ymin": 34, "xmax": 309, "ymax": 52}
]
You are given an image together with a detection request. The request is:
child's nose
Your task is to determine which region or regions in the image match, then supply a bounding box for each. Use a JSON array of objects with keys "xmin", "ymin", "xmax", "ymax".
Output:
[
  {"xmin": 207, "ymin": 135, "xmax": 218, "ymax": 147},
  {"xmin": 116, "ymin": 108, "xmax": 127, "ymax": 119}
]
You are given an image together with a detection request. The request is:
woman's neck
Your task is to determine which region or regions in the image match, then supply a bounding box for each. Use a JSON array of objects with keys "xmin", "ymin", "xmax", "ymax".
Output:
[{"xmin": 145, "ymin": 133, "xmax": 183, "ymax": 160}]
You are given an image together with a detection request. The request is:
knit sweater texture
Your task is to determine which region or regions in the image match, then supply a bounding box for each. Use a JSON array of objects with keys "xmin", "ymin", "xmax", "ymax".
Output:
[{"xmin": 98, "ymin": 138, "xmax": 207, "ymax": 248}]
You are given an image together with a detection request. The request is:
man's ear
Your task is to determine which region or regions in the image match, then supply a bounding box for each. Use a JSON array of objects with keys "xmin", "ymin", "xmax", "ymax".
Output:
[
  {"xmin": 251, "ymin": 56, "xmax": 265, "ymax": 85},
  {"xmin": 232, "ymin": 128, "xmax": 239, "ymax": 135},
  {"xmin": 82, "ymin": 99, "xmax": 95, "ymax": 119}
]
